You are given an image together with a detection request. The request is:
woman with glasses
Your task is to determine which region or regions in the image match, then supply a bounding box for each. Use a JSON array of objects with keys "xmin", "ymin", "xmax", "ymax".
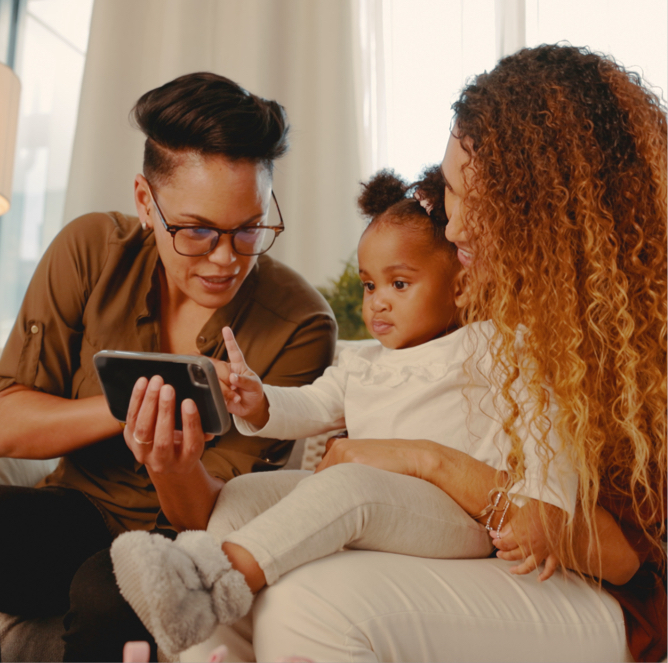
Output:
[{"xmin": 0, "ymin": 72, "xmax": 336, "ymax": 662}]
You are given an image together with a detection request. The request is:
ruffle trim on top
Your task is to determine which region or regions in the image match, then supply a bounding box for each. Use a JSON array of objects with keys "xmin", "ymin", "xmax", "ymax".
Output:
[{"xmin": 342, "ymin": 352, "xmax": 456, "ymax": 387}]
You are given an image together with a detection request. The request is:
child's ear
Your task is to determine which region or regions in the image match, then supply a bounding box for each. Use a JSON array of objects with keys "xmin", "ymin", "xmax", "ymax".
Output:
[{"xmin": 453, "ymin": 269, "xmax": 470, "ymax": 308}]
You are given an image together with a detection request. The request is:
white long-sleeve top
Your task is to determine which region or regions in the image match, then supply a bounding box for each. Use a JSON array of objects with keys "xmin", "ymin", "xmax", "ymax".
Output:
[{"xmin": 236, "ymin": 321, "xmax": 578, "ymax": 516}]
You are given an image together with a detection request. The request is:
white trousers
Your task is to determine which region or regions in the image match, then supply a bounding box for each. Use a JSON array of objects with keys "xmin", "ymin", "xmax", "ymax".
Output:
[
  {"xmin": 207, "ymin": 466, "xmax": 492, "ymax": 585},
  {"xmin": 181, "ymin": 468, "xmax": 631, "ymax": 663}
]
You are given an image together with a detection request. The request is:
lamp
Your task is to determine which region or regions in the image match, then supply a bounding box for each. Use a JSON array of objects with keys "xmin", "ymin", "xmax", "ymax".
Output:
[{"xmin": 0, "ymin": 62, "xmax": 20, "ymax": 216}]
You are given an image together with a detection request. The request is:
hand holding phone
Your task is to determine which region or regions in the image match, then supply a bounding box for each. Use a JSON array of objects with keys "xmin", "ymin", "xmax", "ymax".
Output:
[{"xmin": 218, "ymin": 327, "xmax": 270, "ymax": 429}]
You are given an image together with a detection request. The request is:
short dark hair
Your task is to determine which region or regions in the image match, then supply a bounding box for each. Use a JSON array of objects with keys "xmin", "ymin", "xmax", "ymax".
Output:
[{"xmin": 132, "ymin": 72, "xmax": 290, "ymax": 184}]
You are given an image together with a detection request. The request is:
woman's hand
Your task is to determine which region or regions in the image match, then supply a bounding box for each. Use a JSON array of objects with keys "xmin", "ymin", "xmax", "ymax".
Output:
[
  {"xmin": 124, "ymin": 374, "xmax": 211, "ymax": 475},
  {"xmin": 213, "ymin": 327, "xmax": 269, "ymax": 429},
  {"xmin": 494, "ymin": 501, "xmax": 641, "ymax": 585},
  {"xmin": 315, "ymin": 437, "xmax": 429, "ymax": 478},
  {"xmin": 123, "ymin": 374, "xmax": 224, "ymax": 531},
  {"xmin": 491, "ymin": 500, "xmax": 566, "ymax": 581}
]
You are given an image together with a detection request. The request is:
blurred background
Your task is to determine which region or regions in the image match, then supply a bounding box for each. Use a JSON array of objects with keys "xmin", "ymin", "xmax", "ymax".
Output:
[{"xmin": 0, "ymin": 0, "xmax": 665, "ymax": 347}]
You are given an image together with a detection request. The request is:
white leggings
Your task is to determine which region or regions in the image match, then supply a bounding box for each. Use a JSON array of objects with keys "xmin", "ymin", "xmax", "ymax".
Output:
[
  {"xmin": 185, "ymin": 467, "xmax": 630, "ymax": 663},
  {"xmin": 207, "ymin": 465, "xmax": 493, "ymax": 585}
]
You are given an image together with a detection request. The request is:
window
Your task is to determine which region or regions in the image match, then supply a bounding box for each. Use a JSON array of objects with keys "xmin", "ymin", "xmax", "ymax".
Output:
[
  {"xmin": 0, "ymin": 0, "xmax": 93, "ymax": 346},
  {"xmin": 526, "ymin": 0, "xmax": 667, "ymax": 95},
  {"xmin": 378, "ymin": 0, "xmax": 666, "ymax": 182},
  {"xmin": 382, "ymin": 0, "xmax": 496, "ymax": 181}
]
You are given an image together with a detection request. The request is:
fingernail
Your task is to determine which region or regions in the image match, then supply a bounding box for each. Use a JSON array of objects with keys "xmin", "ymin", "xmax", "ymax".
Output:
[
  {"xmin": 183, "ymin": 399, "xmax": 197, "ymax": 414},
  {"xmin": 133, "ymin": 377, "xmax": 148, "ymax": 391}
]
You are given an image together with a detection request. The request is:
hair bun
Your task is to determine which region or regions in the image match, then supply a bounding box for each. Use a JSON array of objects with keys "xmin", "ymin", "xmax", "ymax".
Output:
[
  {"xmin": 358, "ymin": 169, "xmax": 409, "ymax": 218},
  {"xmin": 411, "ymin": 165, "xmax": 447, "ymax": 227}
]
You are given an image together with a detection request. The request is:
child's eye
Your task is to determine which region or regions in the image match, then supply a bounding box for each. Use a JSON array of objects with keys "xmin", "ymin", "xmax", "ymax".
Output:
[
  {"xmin": 362, "ymin": 282, "xmax": 375, "ymax": 292},
  {"xmin": 393, "ymin": 281, "xmax": 409, "ymax": 290}
]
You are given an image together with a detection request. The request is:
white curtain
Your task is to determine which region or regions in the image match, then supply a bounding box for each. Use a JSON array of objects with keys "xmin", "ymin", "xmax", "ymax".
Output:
[
  {"xmin": 495, "ymin": 0, "xmax": 526, "ymax": 60},
  {"xmin": 64, "ymin": 0, "xmax": 367, "ymax": 287},
  {"xmin": 350, "ymin": 0, "xmax": 387, "ymax": 177}
]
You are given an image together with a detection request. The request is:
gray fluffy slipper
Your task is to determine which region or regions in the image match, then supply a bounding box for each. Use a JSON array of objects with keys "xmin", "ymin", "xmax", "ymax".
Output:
[{"xmin": 111, "ymin": 530, "xmax": 253, "ymax": 659}]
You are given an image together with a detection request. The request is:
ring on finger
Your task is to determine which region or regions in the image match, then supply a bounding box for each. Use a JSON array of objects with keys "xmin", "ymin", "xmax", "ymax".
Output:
[{"xmin": 132, "ymin": 432, "xmax": 153, "ymax": 446}]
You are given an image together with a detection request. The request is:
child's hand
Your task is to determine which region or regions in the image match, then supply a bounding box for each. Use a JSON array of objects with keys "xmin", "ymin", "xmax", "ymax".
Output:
[{"xmin": 216, "ymin": 327, "xmax": 269, "ymax": 429}]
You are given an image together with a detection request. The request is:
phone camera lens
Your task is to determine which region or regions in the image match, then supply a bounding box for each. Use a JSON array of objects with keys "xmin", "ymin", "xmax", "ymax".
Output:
[{"xmin": 189, "ymin": 364, "xmax": 209, "ymax": 387}]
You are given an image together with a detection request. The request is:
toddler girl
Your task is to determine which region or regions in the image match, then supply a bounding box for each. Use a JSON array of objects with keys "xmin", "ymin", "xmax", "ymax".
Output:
[{"xmin": 111, "ymin": 168, "xmax": 577, "ymax": 659}]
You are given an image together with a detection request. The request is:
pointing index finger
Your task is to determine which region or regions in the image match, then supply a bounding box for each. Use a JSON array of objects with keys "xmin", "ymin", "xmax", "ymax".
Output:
[{"xmin": 222, "ymin": 326, "xmax": 248, "ymax": 374}]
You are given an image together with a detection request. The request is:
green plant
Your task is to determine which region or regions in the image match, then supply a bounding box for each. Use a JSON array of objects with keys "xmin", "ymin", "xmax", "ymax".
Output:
[{"xmin": 318, "ymin": 255, "xmax": 371, "ymax": 340}]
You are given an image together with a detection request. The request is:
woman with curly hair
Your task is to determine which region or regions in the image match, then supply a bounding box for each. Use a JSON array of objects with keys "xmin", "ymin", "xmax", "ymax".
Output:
[{"xmin": 439, "ymin": 43, "xmax": 667, "ymax": 661}]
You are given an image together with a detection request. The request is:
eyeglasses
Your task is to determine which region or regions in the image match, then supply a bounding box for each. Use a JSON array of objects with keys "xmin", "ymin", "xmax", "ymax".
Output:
[{"xmin": 146, "ymin": 179, "xmax": 285, "ymax": 257}]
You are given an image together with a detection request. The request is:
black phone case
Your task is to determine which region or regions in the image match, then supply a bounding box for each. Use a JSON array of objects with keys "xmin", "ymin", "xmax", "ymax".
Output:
[{"xmin": 93, "ymin": 351, "xmax": 230, "ymax": 436}]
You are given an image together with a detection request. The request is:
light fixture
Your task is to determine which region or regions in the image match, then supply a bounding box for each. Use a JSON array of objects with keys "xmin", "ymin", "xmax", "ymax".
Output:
[{"xmin": 0, "ymin": 62, "xmax": 20, "ymax": 216}]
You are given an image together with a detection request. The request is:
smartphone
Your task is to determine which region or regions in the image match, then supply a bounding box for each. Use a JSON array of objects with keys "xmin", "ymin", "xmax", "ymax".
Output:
[{"xmin": 93, "ymin": 350, "xmax": 231, "ymax": 435}]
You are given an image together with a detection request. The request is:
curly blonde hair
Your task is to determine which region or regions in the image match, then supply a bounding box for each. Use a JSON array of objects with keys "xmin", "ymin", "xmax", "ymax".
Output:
[{"xmin": 453, "ymin": 44, "xmax": 667, "ymax": 571}]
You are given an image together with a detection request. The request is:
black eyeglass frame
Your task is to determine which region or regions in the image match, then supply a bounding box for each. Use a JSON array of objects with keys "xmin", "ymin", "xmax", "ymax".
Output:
[{"xmin": 145, "ymin": 179, "xmax": 285, "ymax": 257}]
